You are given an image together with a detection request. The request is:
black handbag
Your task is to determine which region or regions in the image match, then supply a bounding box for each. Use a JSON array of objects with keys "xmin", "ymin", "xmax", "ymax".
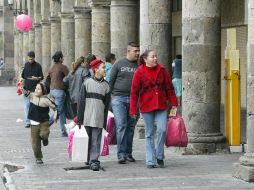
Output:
[{"xmin": 64, "ymin": 91, "xmax": 75, "ymax": 120}]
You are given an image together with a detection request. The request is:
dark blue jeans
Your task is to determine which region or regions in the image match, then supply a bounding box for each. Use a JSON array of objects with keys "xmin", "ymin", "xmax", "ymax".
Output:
[{"xmin": 111, "ymin": 96, "xmax": 136, "ymax": 160}]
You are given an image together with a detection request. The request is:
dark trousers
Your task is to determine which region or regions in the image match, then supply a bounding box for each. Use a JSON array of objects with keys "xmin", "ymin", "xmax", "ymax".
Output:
[
  {"xmin": 85, "ymin": 126, "xmax": 102, "ymax": 165},
  {"xmin": 31, "ymin": 121, "xmax": 50, "ymax": 159}
]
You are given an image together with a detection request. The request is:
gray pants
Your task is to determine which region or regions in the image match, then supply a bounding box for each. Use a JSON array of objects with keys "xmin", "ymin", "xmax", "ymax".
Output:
[{"xmin": 85, "ymin": 126, "xmax": 102, "ymax": 165}]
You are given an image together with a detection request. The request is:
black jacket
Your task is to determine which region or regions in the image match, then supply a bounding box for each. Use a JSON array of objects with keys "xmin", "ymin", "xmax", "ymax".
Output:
[{"xmin": 21, "ymin": 61, "xmax": 43, "ymax": 91}]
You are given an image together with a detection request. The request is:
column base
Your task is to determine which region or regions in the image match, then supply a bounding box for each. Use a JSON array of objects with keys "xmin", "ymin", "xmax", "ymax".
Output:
[
  {"xmin": 183, "ymin": 133, "xmax": 228, "ymax": 154},
  {"xmin": 135, "ymin": 118, "xmax": 145, "ymax": 139},
  {"xmin": 183, "ymin": 142, "xmax": 228, "ymax": 154},
  {"xmin": 233, "ymin": 162, "xmax": 254, "ymax": 182}
]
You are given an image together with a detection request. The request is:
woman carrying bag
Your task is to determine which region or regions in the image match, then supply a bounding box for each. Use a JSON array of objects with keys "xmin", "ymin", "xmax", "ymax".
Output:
[{"xmin": 130, "ymin": 50, "xmax": 178, "ymax": 169}]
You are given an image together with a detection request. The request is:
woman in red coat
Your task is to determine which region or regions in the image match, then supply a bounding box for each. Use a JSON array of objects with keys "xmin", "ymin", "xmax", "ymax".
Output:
[{"xmin": 130, "ymin": 50, "xmax": 178, "ymax": 168}]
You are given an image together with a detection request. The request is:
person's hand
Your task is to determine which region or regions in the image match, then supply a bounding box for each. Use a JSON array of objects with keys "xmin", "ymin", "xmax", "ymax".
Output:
[
  {"xmin": 169, "ymin": 106, "xmax": 177, "ymax": 117},
  {"xmin": 54, "ymin": 118, "xmax": 58, "ymax": 123},
  {"xmin": 130, "ymin": 114, "xmax": 138, "ymax": 120}
]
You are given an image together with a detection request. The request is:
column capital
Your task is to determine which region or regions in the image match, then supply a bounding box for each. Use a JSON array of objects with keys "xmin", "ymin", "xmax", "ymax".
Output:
[
  {"xmin": 73, "ymin": 6, "xmax": 91, "ymax": 19},
  {"xmin": 60, "ymin": 12, "xmax": 74, "ymax": 19},
  {"xmin": 34, "ymin": 23, "xmax": 42, "ymax": 28},
  {"xmin": 49, "ymin": 16, "xmax": 61, "ymax": 23},
  {"xmin": 111, "ymin": 0, "xmax": 137, "ymax": 7},
  {"xmin": 89, "ymin": 0, "xmax": 110, "ymax": 8},
  {"xmin": 41, "ymin": 20, "xmax": 51, "ymax": 26},
  {"xmin": 73, "ymin": 6, "xmax": 91, "ymax": 13}
]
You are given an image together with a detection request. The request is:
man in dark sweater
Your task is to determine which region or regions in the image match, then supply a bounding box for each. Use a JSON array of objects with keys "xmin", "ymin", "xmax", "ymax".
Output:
[
  {"xmin": 109, "ymin": 42, "xmax": 140, "ymax": 164},
  {"xmin": 21, "ymin": 51, "xmax": 43, "ymax": 128}
]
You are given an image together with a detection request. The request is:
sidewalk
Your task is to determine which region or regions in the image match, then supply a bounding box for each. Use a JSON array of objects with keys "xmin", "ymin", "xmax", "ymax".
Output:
[{"xmin": 0, "ymin": 86, "xmax": 254, "ymax": 190}]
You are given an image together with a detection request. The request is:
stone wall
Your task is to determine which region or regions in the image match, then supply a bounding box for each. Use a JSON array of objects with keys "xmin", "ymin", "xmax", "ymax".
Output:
[{"xmin": 221, "ymin": 0, "xmax": 247, "ymax": 27}]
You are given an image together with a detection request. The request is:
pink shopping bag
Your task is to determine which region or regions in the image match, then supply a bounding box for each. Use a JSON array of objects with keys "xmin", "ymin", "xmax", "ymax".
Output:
[
  {"xmin": 100, "ymin": 129, "xmax": 109, "ymax": 156},
  {"xmin": 106, "ymin": 111, "xmax": 117, "ymax": 145},
  {"xmin": 165, "ymin": 115, "xmax": 188, "ymax": 147},
  {"xmin": 67, "ymin": 131, "xmax": 75, "ymax": 158}
]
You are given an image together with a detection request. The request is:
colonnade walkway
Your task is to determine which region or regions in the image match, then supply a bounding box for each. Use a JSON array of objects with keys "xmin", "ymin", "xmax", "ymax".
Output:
[{"xmin": 0, "ymin": 87, "xmax": 253, "ymax": 190}]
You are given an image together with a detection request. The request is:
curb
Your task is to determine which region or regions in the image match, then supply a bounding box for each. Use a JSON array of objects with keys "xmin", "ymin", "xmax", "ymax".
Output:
[{"xmin": 0, "ymin": 163, "xmax": 24, "ymax": 190}]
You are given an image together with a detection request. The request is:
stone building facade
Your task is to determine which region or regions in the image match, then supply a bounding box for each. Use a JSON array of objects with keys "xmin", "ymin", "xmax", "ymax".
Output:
[{"xmin": 2, "ymin": 0, "xmax": 254, "ymax": 182}]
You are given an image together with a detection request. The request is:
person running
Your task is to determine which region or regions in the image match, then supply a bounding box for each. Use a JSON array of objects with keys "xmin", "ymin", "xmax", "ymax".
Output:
[{"xmin": 22, "ymin": 82, "xmax": 57, "ymax": 164}]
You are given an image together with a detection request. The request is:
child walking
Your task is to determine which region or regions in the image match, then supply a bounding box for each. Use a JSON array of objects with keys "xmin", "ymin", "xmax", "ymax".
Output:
[
  {"xmin": 22, "ymin": 82, "xmax": 57, "ymax": 164},
  {"xmin": 77, "ymin": 59, "xmax": 110, "ymax": 171}
]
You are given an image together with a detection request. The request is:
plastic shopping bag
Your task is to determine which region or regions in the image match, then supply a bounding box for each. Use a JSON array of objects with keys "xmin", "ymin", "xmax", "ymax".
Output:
[
  {"xmin": 67, "ymin": 131, "xmax": 75, "ymax": 158},
  {"xmin": 106, "ymin": 111, "xmax": 117, "ymax": 145},
  {"xmin": 100, "ymin": 129, "xmax": 109, "ymax": 156},
  {"xmin": 71, "ymin": 126, "xmax": 89, "ymax": 162},
  {"xmin": 165, "ymin": 115, "xmax": 188, "ymax": 147}
]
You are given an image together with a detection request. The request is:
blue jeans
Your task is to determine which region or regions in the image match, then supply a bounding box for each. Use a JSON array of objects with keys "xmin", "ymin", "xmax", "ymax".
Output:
[
  {"xmin": 142, "ymin": 110, "xmax": 167, "ymax": 166},
  {"xmin": 23, "ymin": 95, "xmax": 30, "ymax": 125},
  {"xmin": 111, "ymin": 96, "xmax": 136, "ymax": 160},
  {"xmin": 50, "ymin": 89, "xmax": 66, "ymax": 135}
]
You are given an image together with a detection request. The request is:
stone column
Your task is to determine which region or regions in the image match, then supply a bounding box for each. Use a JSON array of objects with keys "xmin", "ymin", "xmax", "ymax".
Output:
[
  {"xmin": 23, "ymin": 32, "xmax": 29, "ymax": 63},
  {"xmin": 61, "ymin": 0, "xmax": 75, "ymax": 67},
  {"xmin": 14, "ymin": 31, "xmax": 20, "ymax": 78},
  {"xmin": 50, "ymin": 0, "xmax": 61, "ymax": 62},
  {"xmin": 28, "ymin": 29, "xmax": 35, "ymax": 51},
  {"xmin": 182, "ymin": 0, "xmax": 225, "ymax": 154},
  {"xmin": 233, "ymin": 0, "xmax": 254, "ymax": 182},
  {"xmin": 41, "ymin": 0, "xmax": 51, "ymax": 74},
  {"xmin": 41, "ymin": 21, "xmax": 51, "ymax": 74},
  {"xmin": 140, "ymin": 0, "xmax": 171, "ymax": 69},
  {"xmin": 74, "ymin": 6, "xmax": 92, "ymax": 59},
  {"xmin": 34, "ymin": 0, "xmax": 42, "ymax": 64},
  {"xmin": 27, "ymin": 0, "xmax": 34, "ymax": 18},
  {"xmin": 18, "ymin": 32, "xmax": 23, "ymax": 67},
  {"xmin": 34, "ymin": 24, "xmax": 42, "ymax": 65},
  {"xmin": 111, "ymin": 0, "xmax": 138, "ymax": 58},
  {"xmin": 90, "ymin": 0, "xmax": 110, "ymax": 59},
  {"xmin": 27, "ymin": 0, "xmax": 35, "ymax": 51}
]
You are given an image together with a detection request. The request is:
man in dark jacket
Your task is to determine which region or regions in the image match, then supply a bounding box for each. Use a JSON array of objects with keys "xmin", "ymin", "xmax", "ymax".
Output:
[
  {"xmin": 109, "ymin": 42, "xmax": 140, "ymax": 164},
  {"xmin": 21, "ymin": 51, "xmax": 43, "ymax": 128}
]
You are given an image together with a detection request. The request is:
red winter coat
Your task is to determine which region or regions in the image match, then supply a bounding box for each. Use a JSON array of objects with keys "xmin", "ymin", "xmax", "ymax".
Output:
[{"xmin": 130, "ymin": 64, "xmax": 177, "ymax": 115}]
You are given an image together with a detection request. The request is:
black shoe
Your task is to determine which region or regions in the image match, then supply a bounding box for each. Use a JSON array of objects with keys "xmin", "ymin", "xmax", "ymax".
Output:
[
  {"xmin": 118, "ymin": 157, "xmax": 127, "ymax": 164},
  {"xmin": 42, "ymin": 139, "xmax": 48, "ymax": 146},
  {"xmin": 36, "ymin": 159, "xmax": 43, "ymax": 164},
  {"xmin": 157, "ymin": 159, "xmax": 164, "ymax": 168},
  {"xmin": 90, "ymin": 163, "xmax": 100, "ymax": 171},
  {"xmin": 25, "ymin": 124, "xmax": 30, "ymax": 128},
  {"xmin": 147, "ymin": 165, "xmax": 157, "ymax": 169},
  {"xmin": 126, "ymin": 155, "xmax": 136, "ymax": 162}
]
